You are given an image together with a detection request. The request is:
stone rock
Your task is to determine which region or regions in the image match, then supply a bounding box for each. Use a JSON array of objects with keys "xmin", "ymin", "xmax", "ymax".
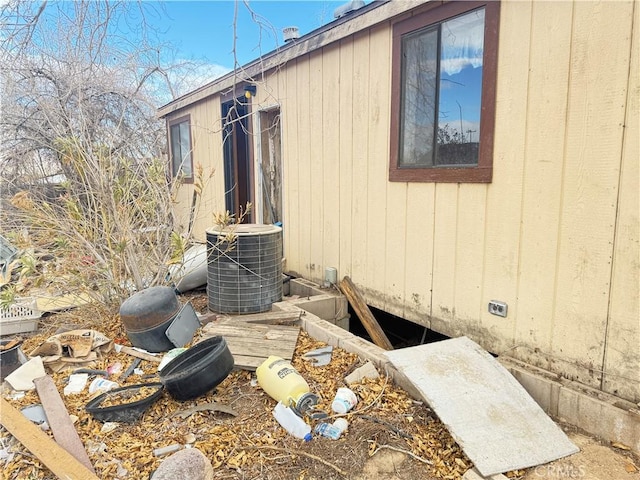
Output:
[{"xmin": 151, "ymin": 448, "xmax": 213, "ymax": 480}]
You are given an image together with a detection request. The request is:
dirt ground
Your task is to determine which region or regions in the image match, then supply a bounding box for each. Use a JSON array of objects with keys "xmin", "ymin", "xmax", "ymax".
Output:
[
  {"xmin": 1, "ymin": 292, "xmax": 638, "ymax": 480},
  {"xmin": 521, "ymin": 428, "xmax": 639, "ymax": 480}
]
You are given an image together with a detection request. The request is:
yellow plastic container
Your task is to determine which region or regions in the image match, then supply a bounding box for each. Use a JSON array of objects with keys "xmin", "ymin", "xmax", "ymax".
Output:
[{"xmin": 256, "ymin": 356, "xmax": 318, "ymax": 414}]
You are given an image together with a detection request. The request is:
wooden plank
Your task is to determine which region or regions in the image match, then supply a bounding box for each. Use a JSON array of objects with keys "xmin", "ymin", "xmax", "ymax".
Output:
[
  {"xmin": 219, "ymin": 310, "xmax": 303, "ymax": 325},
  {"xmin": 200, "ymin": 322, "xmax": 300, "ymax": 370},
  {"xmin": 33, "ymin": 375, "xmax": 95, "ymax": 473},
  {"xmin": 339, "ymin": 276, "xmax": 393, "ymax": 350},
  {"xmin": 116, "ymin": 345, "xmax": 161, "ymax": 364},
  {"xmin": 0, "ymin": 398, "xmax": 100, "ymax": 480}
]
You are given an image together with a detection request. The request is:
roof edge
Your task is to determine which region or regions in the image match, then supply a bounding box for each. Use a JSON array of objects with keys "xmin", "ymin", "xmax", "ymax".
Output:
[{"xmin": 158, "ymin": 0, "xmax": 427, "ymax": 118}]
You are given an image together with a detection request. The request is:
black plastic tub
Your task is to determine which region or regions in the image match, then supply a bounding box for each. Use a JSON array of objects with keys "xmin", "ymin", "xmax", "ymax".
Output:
[
  {"xmin": 86, "ymin": 382, "xmax": 163, "ymax": 423},
  {"xmin": 0, "ymin": 339, "xmax": 22, "ymax": 380},
  {"xmin": 159, "ymin": 336, "xmax": 234, "ymax": 401}
]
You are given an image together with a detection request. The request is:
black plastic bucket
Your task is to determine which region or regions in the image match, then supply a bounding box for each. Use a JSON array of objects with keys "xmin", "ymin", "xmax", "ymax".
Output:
[{"xmin": 119, "ymin": 287, "xmax": 180, "ymax": 352}]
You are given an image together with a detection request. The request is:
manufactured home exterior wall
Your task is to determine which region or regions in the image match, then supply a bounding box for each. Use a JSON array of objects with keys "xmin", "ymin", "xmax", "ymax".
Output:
[{"xmin": 163, "ymin": 0, "xmax": 639, "ymax": 403}]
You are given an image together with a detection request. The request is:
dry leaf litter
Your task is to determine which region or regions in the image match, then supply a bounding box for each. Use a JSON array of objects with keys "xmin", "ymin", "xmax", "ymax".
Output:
[{"xmin": 0, "ymin": 297, "xmax": 489, "ymax": 480}]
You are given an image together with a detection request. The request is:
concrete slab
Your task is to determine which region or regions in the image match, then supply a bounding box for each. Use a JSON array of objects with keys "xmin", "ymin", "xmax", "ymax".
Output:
[{"xmin": 384, "ymin": 336, "xmax": 579, "ymax": 476}]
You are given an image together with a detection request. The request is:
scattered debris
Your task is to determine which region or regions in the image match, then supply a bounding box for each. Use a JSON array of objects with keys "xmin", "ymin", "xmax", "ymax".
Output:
[
  {"xmin": 118, "ymin": 358, "xmax": 142, "ymax": 382},
  {"xmin": 29, "ymin": 329, "xmax": 112, "ymax": 372},
  {"xmin": 33, "ymin": 375, "xmax": 96, "ymax": 473},
  {"xmin": 114, "ymin": 343, "xmax": 161, "ymax": 363},
  {"xmin": 302, "ymin": 345, "xmax": 333, "ymax": 366},
  {"xmin": 0, "ymin": 398, "xmax": 100, "ymax": 480},
  {"xmin": 20, "ymin": 404, "xmax": 48, "ymax": 427},
  {"xmin": 0, "ymin": 306, "xmax": 483, "ymax": 480},
  {"xmin": 64, "ymin": 373, "xmax": 89, "ymax": 395},
  {"xmin": 0, "ymin": 337, "xmax": 22, "ymax": 351},
  {"xmin": 5, "ymin": 356, "xmax": 46, "ymax": 390},
  {"xmin": 157, "ymin": 348, "xmax": 187, "ymax": 371},
  {"xmin": 345, "ymin": 360, "xmax": 380, "ymax": 384}
]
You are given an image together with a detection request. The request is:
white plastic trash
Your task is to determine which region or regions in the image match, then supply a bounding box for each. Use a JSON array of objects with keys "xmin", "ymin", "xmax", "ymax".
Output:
[
  {"xmin": 331, "ymin": 387, "xmax": 358, "ymax": 414},
  {"xmin": 314, "ymin": 418, "xmax": 349, "ymax": 440},
  {"xmin": 272, "ymin": 401, "xmax": 312, "ymax": 441}
]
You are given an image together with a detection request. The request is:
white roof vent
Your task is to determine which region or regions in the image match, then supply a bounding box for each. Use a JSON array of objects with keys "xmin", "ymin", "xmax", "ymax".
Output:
[
  {"xmin": 334, "ymin": 0, "xmax": 365, "ymax": 19},
  {"xmin": 283, "ymin": 26, "xmax": 300, "ymax": 43}
]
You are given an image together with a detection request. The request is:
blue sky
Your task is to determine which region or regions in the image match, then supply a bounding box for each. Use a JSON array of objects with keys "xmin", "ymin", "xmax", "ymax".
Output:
[{"xmin": 153, "ymin": 1, "xmax": 346, "ymax": 70}]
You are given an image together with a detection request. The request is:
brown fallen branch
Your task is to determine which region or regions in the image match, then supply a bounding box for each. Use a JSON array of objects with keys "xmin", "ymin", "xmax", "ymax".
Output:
[
  {"xmin": 360, "ymin": 415, "xmax": 414, "ymax": 440},
  {"xmin": 242, "ymin": 445, "xmax": 347, "ymax": 476},
  {"xmin": 368, "ymin": 442, "xmax": 433, "ymax": 465},
  {"xmin": 171, "ymin": 402, "xmax": 238, "ymax": 419}
]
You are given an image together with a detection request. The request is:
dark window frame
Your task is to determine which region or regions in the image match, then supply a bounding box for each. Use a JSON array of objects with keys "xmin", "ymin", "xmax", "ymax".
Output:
[
  {"xmin": 168, "ymin": 114, "xmax": 194, "ymax": 183},
  {"xmin": 389, "ymin": 1, "xmax": 500, "ymax": 183}
]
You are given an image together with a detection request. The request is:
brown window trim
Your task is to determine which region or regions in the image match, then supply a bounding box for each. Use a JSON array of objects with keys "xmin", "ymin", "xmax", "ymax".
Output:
[
  {"xmin": 389, "ymin": 1, "xmax": 500, "ymax": 183},
  {"xmin": 168, "ymin": 114, "xmax": 194, "ymax": 184}
]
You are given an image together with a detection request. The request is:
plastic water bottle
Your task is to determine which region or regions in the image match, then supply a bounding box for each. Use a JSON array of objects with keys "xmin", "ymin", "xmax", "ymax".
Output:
[
  {"xmin": 272, "ymin": 402, "xmax": 312, "ymax": 441},
  {"xmin": 314, "ymin": 418, "xmax": 349, "ymax": 440}
]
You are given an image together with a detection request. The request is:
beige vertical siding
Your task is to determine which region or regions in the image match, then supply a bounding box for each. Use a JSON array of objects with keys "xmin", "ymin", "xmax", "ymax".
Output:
[
  {"xmin": 603, "ymin": 0, "xmax": 639, "ymax": 402},
  {"xmin": 167, "ymin": 96, "xmax": 226, "ymax": 242},
  {"xmin": 171, "ymin": 0, "xmax": 638, "ymax": 403}
]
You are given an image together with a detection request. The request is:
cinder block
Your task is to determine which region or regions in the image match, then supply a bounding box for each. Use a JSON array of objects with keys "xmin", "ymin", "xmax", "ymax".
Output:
[
  {"xmin": 300, "ymin": 316, "xmax": 356, "ymax": 346},
  {"xmin": 291, "ymin": 295, "xmax": 336, "ymax": 321}
]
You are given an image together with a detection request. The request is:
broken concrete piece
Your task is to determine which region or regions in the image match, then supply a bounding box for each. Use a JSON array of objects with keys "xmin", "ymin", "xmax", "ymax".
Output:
[
  {"xmin": 151, "ymin": 448, "xmax": 213, "ymax": 480},
  {"xmin": 384, "ymin": 337, "xmax": 579, "ymax": 476},
  {"xmin": 5, "ymin": 356, "xmax": 45, "ymax": 390},
  {"xmin": 345, "ymin": 360, "xmax": 380, "ymax": 385}
]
